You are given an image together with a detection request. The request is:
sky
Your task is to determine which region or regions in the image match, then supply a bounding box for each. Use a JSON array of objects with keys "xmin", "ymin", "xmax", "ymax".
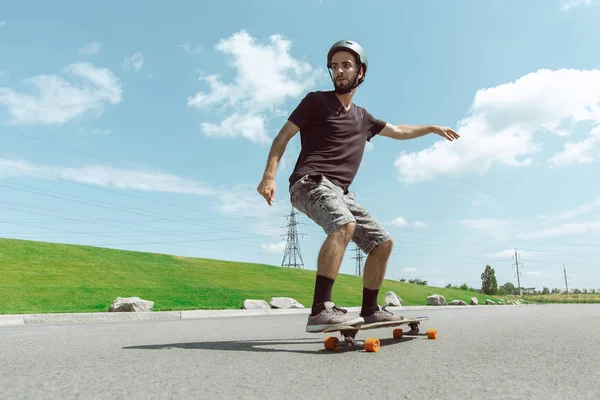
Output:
[{"xmin": 1, "ymin": 0, "xmax": 600, "ymax": 293}]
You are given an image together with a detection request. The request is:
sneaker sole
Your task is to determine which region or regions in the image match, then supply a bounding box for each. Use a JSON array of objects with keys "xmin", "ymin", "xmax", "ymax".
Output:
[{"xmin": 305, "ymin": 317, "xmax": 364, "ymax": 333}]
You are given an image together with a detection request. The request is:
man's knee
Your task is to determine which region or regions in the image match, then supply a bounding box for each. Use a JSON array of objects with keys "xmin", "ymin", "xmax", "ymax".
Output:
[
  {"xmin": 330, "ymin": 221, "xmax": 356, "ymax": 240},
  {"xmin": 373, "ymin": 238, "xmax": 394, "ymax": 255}
]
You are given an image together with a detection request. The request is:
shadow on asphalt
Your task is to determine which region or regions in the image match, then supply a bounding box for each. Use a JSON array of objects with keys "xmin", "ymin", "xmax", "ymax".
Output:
[{"xmin": 122, "ymin": 337, "xmax": 417, "ymax": 354}]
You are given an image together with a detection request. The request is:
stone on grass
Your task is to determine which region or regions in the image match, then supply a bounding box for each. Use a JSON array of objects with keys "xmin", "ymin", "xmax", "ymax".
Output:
[
  {"xmin": 385, "ymin": 291, "xmax": 403, "ymax": 306},
  {"xmin": 243, "ymin": 299, "xmax": 270, "ymax": 309},
  {"xmin": 427, "ymin": 294, "xmax": 447, "ymax": 306},
  {"xmin": 269, "ymin": 297, "xmax": 304, "ymax": 309},
  {"xmin": 109, "ymin": 297, "xmax": 154, "ymax": 312}
]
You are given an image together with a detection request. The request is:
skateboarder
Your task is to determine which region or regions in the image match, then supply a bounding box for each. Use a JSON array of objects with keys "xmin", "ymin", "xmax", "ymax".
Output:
[{"xmin": 257, "ymin": 40, "xmax": 460, "ymax": 332}]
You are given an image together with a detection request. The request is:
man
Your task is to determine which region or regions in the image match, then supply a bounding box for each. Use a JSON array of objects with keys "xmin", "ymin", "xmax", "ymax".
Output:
[{"xmin": 257, "ymin": 40, "xmax": 460, "ymax": 333}]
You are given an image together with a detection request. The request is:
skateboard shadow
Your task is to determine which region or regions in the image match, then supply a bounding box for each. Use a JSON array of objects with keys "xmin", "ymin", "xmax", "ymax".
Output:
[{"xmin": 123, "ymin": 337, "xmax": 416, "ymax": 355}]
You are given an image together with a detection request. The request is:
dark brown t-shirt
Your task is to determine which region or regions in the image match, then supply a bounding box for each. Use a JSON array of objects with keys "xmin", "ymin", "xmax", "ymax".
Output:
[{"xmin": 288, "ymin": 90, "xmax": 387, "ymax": 193}]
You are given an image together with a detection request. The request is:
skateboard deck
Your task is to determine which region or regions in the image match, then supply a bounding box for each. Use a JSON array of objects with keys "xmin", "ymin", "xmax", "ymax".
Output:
[{"xmin": 320, "ymin": 316, "xmax": 437, "ymax": 352}]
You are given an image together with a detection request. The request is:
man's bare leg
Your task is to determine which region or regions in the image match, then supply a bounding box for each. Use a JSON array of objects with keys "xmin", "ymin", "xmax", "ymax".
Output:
[
  {"xmin": 361, "ymin": 239, "xmax": 394, "ymax": 316},
  {"xmin": 363, "ymin": 239, "xmax": 394, "ymax": 289},
  {"xmin": 310, "ymin": 222, "xmax": 355, "ymax": 315}
]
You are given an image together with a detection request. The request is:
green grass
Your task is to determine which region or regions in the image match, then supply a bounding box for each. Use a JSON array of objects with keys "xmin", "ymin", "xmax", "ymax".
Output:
[
  {"xmin": 522, "ymin": 294, "xmax": 600, "ymax": 304},
  {"xmin": 1, "ymin": 237, "xmax": 501, "ymax": 314}
]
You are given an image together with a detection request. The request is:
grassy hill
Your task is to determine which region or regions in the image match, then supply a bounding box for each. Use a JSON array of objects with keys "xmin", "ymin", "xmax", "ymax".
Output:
[{"xmin": 0, "ymin": 237, "xmax": 501, "ymax": 314}]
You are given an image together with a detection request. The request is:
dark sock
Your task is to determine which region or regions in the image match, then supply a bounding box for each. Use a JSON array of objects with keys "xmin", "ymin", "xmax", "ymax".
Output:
[
  {"xmin": 311, "ymin": 274, "xmax": 335, "ymax": 315},
  {"xmin": 361, "ymin": 287, "xmax": 380, "ymax": 316}
]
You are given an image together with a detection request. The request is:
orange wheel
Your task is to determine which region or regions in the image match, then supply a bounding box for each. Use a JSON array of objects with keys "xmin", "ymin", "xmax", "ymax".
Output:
[
  {"xmin": 364, "ymin": 338, "xmax": 380, "ymax": 352},
  {"xmin": 427, "ymin": 328, "xmax": 437, "ymax": 339},
  {"xmin": 393, "ymin": 329, "xmax": 403, "ymax": 339},
  {"xmin": 324, "ymin": 336, "xmax": 339, "ymax": 351}
]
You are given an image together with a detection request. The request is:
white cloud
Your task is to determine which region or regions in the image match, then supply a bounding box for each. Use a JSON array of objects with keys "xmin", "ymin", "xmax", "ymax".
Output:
[
  {"xmin": 394, "ymin": 69, "xmax": 600, "ymax": 183},
  {"xmin": 261, "ymin": 241, "xmax": 286, "ymax": 254},
  {"xmin": 542, "ymin": 197, "xmax": 600, "ymax": 221},
  {"xmin": 201, "ymin": 113, "xmax": 269, "ymax": 144},
  {"xmin": 389, "ymin": 216, "xmax": 407, "ymax": 227},
  {"xmin": 365, "ymin": 142, "xmax": 374, "ymax": 152},
  {"xmin": 403, "ymin": 267, "xmax": 417, "ymax": 272},
  {"xmin": 413, "ymin": 221, "xmax": 427, "ymax": 229},
  {"xmin": 526, "ymin": 271, "xmax": 541, "ymax": 277},
  {"xmin": 0, "ymin": 157, "xmax": 215, "ymax": 196},
  {"xmin": 0, "ymin": 21, "xmax": 6, "ymax": 27},
  {"xmin": 187, "ymin": 30, "xmax": 323, "ymax": 144},
  {"xmin": 560, "ymin": 0, "xmax": 597, "ymax": 11},
  {"xmin": 517, "ymin": 221, "xmax": 600, "ymax": 240},
  {"xmin": 79, "ymin": 42, "xmax": 102, "ymax": 55},
  {"xmin": 548, "ymin": 129, "xmax": 600, "ymax": 166},
  {"xmin": 0, "ymin": 156, "xmax": 290, "ymax": 220},
  {"xmin": 124, "ymin": 52, "xmax": 143, "ymax": 71},
  {"xmin": 0, "ymin": 62, "xmax": 122, "ymax": 125},
  {"xmin": 487, "ymin": 249, "xmax": 542, "ymax": 260},
  {"xmin": 178, "ymin": 44, "xmax": 203, "ymax": 55}
]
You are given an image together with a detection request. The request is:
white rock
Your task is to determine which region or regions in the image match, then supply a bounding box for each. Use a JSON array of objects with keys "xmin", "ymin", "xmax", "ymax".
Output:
[
  {"xmin": 470, "ymin": 297, "xmax": 479, "ymax": 305},
  {"xmin": 385, "ymin": 291, "xmax": 403, "ymax": 306},
  {"xmin": 109, "ymin": 297, "xmax": 154, "ymax": 312},
  {"xmin": 269, "ymin": 297, "xmax": 304, "ymax": 309},
  {"xmin": 427, "ymin": 294, "xmax": 447, "ymax": 306},
  {"xmin": 243, "ymin": 299, "xmax": 270, "ymax": 309}
]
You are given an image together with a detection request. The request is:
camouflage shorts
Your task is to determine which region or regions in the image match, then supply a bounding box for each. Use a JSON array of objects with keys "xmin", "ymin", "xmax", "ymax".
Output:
[{"xmin": 289, "ymin": 174, "xmax": 392, "ymax": 254}]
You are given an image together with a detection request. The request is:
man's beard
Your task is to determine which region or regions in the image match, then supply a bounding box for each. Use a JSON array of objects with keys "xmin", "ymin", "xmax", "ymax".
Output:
[{"xmin": 333, "ymin": 75, "xmax": 357, "ymax": 94}]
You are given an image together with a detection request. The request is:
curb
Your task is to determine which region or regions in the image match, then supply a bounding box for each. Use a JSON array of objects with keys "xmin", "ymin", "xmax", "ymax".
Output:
[{"xmin": 0, "ymin": 304, "xmax": 515, "ymax": 327}]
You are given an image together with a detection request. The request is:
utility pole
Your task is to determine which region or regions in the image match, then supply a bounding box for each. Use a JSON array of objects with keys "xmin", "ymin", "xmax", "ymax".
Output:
[
  {"xmin": 351, "ymin": 243, "xmax": 364, "ymax": 276},
  {"xmin": 513, "ymin": 249, "xmax": 522, "ymax": 295},
  {"xmin": 281, "ymin": 207, "xmax": 304, "ymax": 269},
  {"xmin": 563, "ymin": 264, "xmax": 569, "ymax": 294}
]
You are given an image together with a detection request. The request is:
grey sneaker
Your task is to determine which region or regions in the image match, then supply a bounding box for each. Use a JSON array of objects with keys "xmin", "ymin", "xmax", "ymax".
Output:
[
  {"xmin": 305, "ymin": 301, "xmax": 364, "ymax": 333},
  {"xmin": 360, "ymin": 305, "xmax": 407, "ymax": 324}
]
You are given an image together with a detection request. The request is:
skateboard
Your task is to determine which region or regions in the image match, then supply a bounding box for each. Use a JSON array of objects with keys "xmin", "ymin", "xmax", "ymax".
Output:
[{"xmin": 320, "ymin": 316, "xmax": 437, "ymax": 352}]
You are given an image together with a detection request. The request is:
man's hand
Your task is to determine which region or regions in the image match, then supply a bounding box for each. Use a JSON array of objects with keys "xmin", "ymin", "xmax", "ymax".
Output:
[
  {"xmin": 257, "ymin": 177, "xmax": 276, "ymax": 206},
  {"xmin": 432, "ymin": 126, "xmax": 460, "ymax": 141}
]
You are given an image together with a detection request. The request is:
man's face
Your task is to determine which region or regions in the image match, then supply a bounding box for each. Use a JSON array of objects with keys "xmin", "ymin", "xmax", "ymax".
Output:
[{"xmin": 330, "ymin": 50, "xmax": 362, "ymax": 92}]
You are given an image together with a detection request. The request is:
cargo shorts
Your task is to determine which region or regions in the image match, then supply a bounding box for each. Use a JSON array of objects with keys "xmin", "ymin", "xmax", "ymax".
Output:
[{"xmin": 289, "ymin": 174, "xmax": 393, "ymax": 254}]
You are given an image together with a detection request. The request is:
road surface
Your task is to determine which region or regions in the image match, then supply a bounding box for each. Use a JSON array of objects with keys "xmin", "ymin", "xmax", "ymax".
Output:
[{"xmin": 1, "ymin": 304, "xmax": 599, "ymax": 399}]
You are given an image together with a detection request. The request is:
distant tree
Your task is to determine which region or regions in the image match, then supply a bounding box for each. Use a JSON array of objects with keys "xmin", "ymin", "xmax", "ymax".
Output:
[
  {"xmin": 552, "ymin": 288, "xmax": 561, "ymax": 294},
  {"xmin": 542, "ymin": 287, "xmax": 550, "ymax": 295},
  {"xmin": 501, "ymin": 282, "xmax": 517, "ymax": 295},
  {"xmin": 481, "ymin": 265, "xmax": 498, "ymax": 295}
]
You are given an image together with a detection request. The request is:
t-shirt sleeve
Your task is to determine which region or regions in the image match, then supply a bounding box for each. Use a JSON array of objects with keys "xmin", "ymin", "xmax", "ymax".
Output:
[
  {"xmin": 364, "ymin": 110, "xmax": 387, "ymax": 141},
  {"xmin": 288, "ymin": 92, "xmax": 316, "ymax": 130}
]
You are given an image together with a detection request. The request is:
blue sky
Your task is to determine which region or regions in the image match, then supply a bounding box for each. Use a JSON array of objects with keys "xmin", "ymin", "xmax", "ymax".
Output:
[{"xmin": 1, "ymin": 0, "xmax": 600, "ymax": 293}]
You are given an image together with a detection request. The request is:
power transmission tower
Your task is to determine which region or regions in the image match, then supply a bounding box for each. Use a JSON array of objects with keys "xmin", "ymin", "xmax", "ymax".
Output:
[
  {"xmin": 281, "ymin": 207, "xmax": 304, "ymax": 269},
  {"xmin": 512, "ymin": 249, "xmax": 523, "ymax": 295},
  {"xmin": 351, "ymin": 243, "xmax": 364, "ymax": 276},
  {"xmin": 563, "ymin": 264, "xmax": 569, "ymax": 294}
]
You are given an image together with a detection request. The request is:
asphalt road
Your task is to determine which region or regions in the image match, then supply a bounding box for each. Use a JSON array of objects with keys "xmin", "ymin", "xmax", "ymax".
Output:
[{"xmin": 1, "ymin": 304, "xmax": 599, "ymax": 399}]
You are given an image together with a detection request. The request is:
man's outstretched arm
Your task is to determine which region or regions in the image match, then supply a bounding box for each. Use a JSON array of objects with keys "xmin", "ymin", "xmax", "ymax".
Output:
[
  {"xmin": 257, "ymin": 120, "xmax": 300, "ymax": 205},
  {"xmin": 378, "ymin": 123, "xmax": 460, "ymax": 141}
]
